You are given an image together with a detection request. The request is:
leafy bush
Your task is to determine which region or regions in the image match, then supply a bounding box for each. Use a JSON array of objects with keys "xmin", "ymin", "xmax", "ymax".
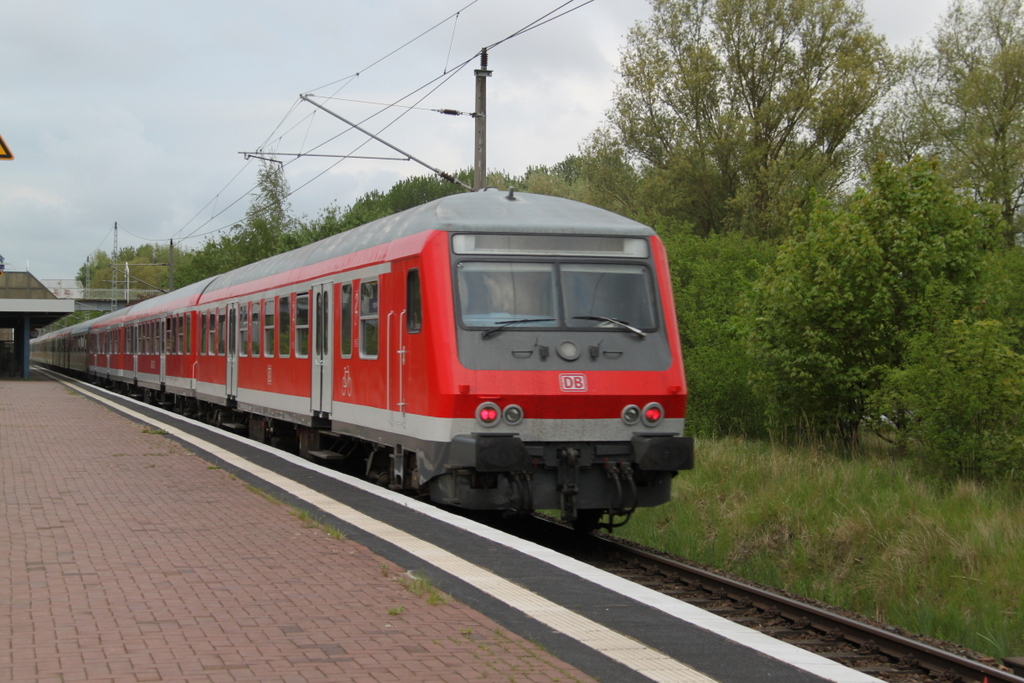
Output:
[
  {"xmin": 662, "ymin": 229, "xmax": 776, "ymax": 437},
  {"xmin": 880, "ymin": 320, "xmax": 1024, "ymax": 480},
  {"xmin": 744, "ymin": 158, "xmax": 1004, "ymax": 442}
]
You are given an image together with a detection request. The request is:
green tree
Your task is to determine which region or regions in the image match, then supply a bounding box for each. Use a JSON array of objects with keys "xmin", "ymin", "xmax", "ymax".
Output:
[
  {"xmin": 295, "ymin": 172, "xmax": 470, "ymax": 245},
  {"xmin": 973, "ymin": 244, "xmax": 1024, "ymax": 349},
  {"xmin": 76, "ymin": 244, "xmax": 174, "ymax": 299},
  {"xmin": 233, "ymin": 160, "xmax": 299, "ymax": 264},
  {"xmin": 744, "ymin": 158, "xmax": 1005, "ymax": 442},
  {"xmin": 598, "ymin": 0, "xmax": 894, "ymax": 238},
  {"xmin": 881, "ymin": 0, "xmax": 1024, "ymax": 234},
  {"xmin": 175, "ymin": 161, "xmax": 299, "ymax": 286},
  {"xmin": 879, "ymin": 319, "xmax": 1024, "ymax": 480},
  {"xmin": 664, "ymin": 229, "xmax": 776, "ymax": 436}
]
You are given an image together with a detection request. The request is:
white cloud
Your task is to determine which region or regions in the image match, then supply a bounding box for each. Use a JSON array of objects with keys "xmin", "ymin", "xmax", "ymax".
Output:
[{"xmin": 1, "ymin": 0, "xmax": 949, "ymax": 279}]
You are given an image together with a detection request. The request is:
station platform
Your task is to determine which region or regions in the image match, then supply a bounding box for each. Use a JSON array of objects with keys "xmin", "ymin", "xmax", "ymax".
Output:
[{"xmin": 1, "ymin": 371, "xmax": 882, "ymax": 683}]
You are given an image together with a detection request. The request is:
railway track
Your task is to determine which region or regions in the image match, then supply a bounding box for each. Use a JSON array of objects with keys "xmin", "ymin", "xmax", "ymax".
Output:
[{"xmin": 500, "ymin": 515, "xmax": 1022, "ymax": 683}]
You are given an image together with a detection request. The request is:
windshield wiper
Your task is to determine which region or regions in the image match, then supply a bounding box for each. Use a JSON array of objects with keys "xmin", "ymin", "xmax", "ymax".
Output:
[
  {"xmin": 572, "ymin": 315, "xmax": 646, "ymax": 339},
  {"xmin": 481, "ymin": 318, "xmax": 557, "ymax": 339}
]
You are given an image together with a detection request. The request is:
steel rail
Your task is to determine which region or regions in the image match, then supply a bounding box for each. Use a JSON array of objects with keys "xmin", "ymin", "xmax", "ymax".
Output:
[{"xmin": 588, "ymin": 532, "xmax": 1023, "ymax": 683}]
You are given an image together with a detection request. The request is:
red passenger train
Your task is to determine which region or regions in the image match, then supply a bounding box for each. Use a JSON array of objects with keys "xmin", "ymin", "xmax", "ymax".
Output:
[{"xmin": 33, "ymin": 190, "xmax": 693, "ymax": 530}]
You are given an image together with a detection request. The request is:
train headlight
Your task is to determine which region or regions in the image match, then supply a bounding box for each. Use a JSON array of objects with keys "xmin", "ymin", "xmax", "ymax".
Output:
[
  {"xmin": 641, "ymin": 402, "xmax": 664, "ymax": 427},
  {"xmin": 476, "ymin": 402, "xmax": 502, "ymax": 427},
  {"xmin": 503, "ymin": 404, "xmax": 524, "ymax": 426},
  {"xmin": 557, "ymin": 341, "xmax": 580, "ymax": 361},
  {"xmin": 621, "ymin": 404, "xmax": 641, "ymax": 426}
]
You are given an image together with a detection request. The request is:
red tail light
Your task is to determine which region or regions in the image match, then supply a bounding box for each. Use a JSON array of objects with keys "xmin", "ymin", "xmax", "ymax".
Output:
[
  {"xmin": 641, "ymin": 402, "xmax": 664, "ymax": 427},
  {"xmin": 476, "ymin": 402, "xmax": 501, "ymax": 426}
]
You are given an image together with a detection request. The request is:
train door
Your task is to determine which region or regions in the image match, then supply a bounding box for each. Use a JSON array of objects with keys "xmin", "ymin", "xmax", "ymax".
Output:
[
  {"xmin": 311, "ymin": 282, "xmax": 333, "ymax": 416},
  {"xmin": 388, "ymin": 268, "xmax": 415, "ymax": 426},
  {"xmin": 226, "ymin": 302, "xmax": 239, "ymax": 399},
  {"xmin": 159, "ymin": 318, "xmax": 167, "ymax": 385},
  {"xmin": 131, "ymin": 323, "xmax": 139, "ymax": 381}
]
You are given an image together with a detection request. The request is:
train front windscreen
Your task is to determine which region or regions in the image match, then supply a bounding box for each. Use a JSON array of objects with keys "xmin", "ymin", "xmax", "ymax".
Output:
[{"xmin": 451, "ymin": 233, "xmax": 657, "ymax": 334}]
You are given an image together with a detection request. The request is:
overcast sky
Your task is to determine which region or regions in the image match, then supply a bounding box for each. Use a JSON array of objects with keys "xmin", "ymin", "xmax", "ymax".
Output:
[{"xmin": 2, "ymin": 0, "xmax": 949, "ymax": 282}]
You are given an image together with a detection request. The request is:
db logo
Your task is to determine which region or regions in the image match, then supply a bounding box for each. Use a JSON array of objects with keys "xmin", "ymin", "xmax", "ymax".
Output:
[{"xmin": 559, "ymin": 374, "xmax": 588, "ymax": 392}]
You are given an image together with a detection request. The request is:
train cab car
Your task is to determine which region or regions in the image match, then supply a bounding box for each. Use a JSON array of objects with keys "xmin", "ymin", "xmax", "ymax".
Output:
[
  {"xmin": 32, "ymin": 190, "xmax": 693, "ymax": 531},
  {"xmin": 218, "ymin": 189, "xmax": 695, "ymax": 529}
]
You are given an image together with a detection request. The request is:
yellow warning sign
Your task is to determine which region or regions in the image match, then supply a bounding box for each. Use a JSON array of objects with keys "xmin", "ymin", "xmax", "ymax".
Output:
[{"xmin": 0, "ymin": 134, "xmax": 13, "ymax": 160}]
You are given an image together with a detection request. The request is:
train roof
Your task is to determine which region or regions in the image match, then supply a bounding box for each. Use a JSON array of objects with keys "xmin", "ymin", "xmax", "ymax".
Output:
[
  {"xmin": 38, "ymin": 192, "xmax": 654, "ymax": 335},
  {"xmin": 120, "ymin": 276, "xmax": 217, "ymax": 321},
  {"xmin": 204, "ymin": 190, "xmax": 653, "ymax": 295}
]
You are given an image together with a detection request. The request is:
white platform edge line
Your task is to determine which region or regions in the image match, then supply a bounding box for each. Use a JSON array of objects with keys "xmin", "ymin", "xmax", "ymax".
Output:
[{"xmin": 54, "ymin": 371, "xmax": 881, "ymax": 683}]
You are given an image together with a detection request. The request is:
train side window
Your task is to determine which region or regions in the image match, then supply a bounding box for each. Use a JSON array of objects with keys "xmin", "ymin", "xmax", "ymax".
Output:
[
  {"xmin": 278, "ymin": 295, "xmax": 291, "ymax": 357},
  {"xmin": 200, "ymin": 314, "xmax": 208, "ymax": 355},
  {"xmin": 165, "ymin": 317, "xmax": 173, "ymax": 355},
  {"xmin": 360, "ymin": 280, "xmax": 379, "ymax": 359},
  {"xmin": 228, "ymin": 306, "xmax": 237, "ymax": 357},
  {"xmin": 251, "ymin": 301, "xmax": 261, "ymax": 357},
  {"xmin": 178, "ymin": 314, "xmax": 185, "ymax": 355},
  {"xmin": 208, "ymin": 311, "xmax": 217, "ymax": 355},
  {"xmin": 239, "ymin": 303, "xmax": 249, "ymax": 357},
  {"xmin": 217, "ymin": 308, "xmax": 226, "ymax": 356},
  {"xmin": 407, "ymin": 269, "xmax": 422, "ymax": 334},
  {"xmin": 340, "ymin": 283, "xmax": 352, "ymax": 358},
  {"xmin": 185, "ymin": 314, "xmax": 192, "ymax": 355},
  {"xmin": 264, "ymin": 298, "xmax": 275, "ymax": 357},
  {"xmin": 295, "ymin": 292, "xmax": 309, "ymax": 358}
]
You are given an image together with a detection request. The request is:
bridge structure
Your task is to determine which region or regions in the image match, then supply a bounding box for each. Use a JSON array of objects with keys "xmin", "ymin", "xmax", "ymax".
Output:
[
  {"xmin": 1, "ymin": 272, "xmax": 75, "ymax": 379},
  {"xmin": 0, "ymin": 276, "xmax": 163, "ymax": 379},
  {"xmin": 41, "ymin": 279, "xmax": 164, "ymax": 313}
]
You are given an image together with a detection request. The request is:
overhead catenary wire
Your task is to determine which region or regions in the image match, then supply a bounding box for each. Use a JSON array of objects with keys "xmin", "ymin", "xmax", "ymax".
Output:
[
  {"xmin": 307, "ymin": 0, "xmax": 482, "ymax": 95},
  {"xmin": 166, "ymin": 4, "xmax": 487, "ymax": 247},
  {"xmin": 288, "ymin": 62, "xmax": 476, "ymax": 196},
  {"xmin": 152, "ymin": 0, "xmax": 599, "ymax": 252},
  {"xmin": 444, "ymin": 11, "xmax": 462, "ymax": 73},
  {"xmin": 178, "ymin": 70, "xmax": 469, "ymax": 244}
]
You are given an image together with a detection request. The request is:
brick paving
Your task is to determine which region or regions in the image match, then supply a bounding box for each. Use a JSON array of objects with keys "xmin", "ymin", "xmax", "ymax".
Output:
[{"xmin": 0, "ymin": 375, "xmax": 597, "ymax": 683}]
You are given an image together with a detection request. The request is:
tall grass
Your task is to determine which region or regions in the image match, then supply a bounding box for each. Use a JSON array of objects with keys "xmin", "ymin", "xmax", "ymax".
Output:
[{"xmin": 620, "ymin": 437, "xmax": 1024, "ymax": 659}]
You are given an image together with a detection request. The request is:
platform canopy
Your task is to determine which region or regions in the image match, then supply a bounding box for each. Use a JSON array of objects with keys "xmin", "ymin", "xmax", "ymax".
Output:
[{"xmin": 0, "ymin": 271, "xmax": 75, "ymax": 378}]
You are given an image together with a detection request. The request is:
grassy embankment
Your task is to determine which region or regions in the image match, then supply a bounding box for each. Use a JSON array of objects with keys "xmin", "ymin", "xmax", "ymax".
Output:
[{"xmin": 619, "ymin": 437, "xmax": 1024, "ymax": 660}]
